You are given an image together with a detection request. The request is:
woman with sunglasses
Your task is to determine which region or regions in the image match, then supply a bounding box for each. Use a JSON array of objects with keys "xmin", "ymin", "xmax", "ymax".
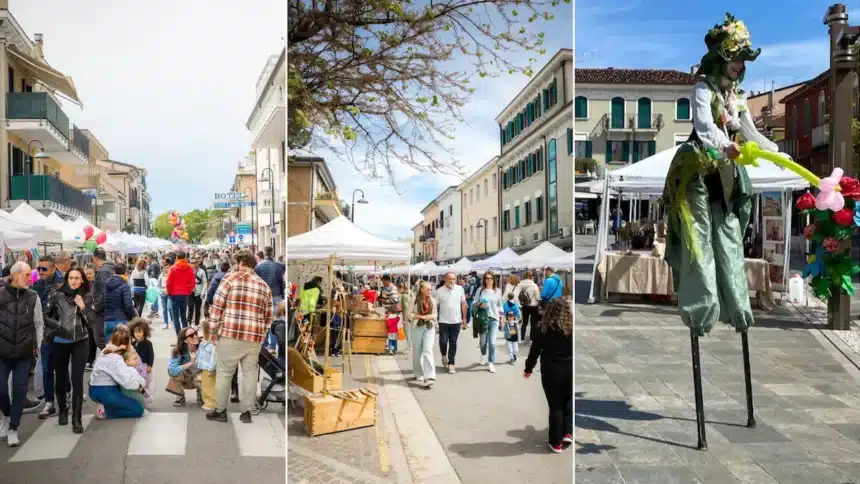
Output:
[
  {"xmin": 471, "ymin": 271, "xmax": 503, "ymax": 373},
  {"xmin": 166, "ymin": 327, "xmax": 202, "ymax": 407}
]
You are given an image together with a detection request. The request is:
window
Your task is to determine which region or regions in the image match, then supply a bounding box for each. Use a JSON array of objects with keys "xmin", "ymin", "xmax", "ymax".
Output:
[
  {"xmin": 463, "ymin": 192, "xmax": 468, "ymax": 208},
  {"xmin": 611, "ymin": 97, "xmax": 625, "ymax": 129},
  {"xmin": 439, "ymin": 210, "xmax": 444, "ymax": 229},
  {"xmin": 464, "ymin": 228, "xmax": 467, "ymax": 242},
  {"xmin": 7, "ymin": 67, "xmax": 13, "ymax": 93},
  {"xmin": 492, "ymin": 174, "xmax": 497, "ymax": 190},
  {"xmin": 524, "ymin": 200, "xmax": 532, "ymax": 225},
  {"xmin": 537, "ymin": 148, "xmax": 544, "ymax": 171},
  {"xmin": 503, "ymin": 209, "xmax": 511, "ymax": 231},
  {"xmin": 550, "ymin": 78, "xmax": 558, "ymax": 106},
  {"xmin": 575, "ymin": 96, "xmax": 588, "ymax": 119},
  {"xmin": 818, "ymin": 90, "xmax": 826, "ymax": 123},
  {"xmin": 607, "ymin": 140, "xmax": 629, "ymax": 162},
  {"xmin": 803, "ymin": 99, "xmax": 811, "ymax": 136},
  {"xmin": 529, "ymin": 153, "xmax": 537, "ymax": 174},
  {"xmin": 519, "ymin": 159, "xmax": 526, "ymax": 180},
  {"xmin": 502, "ymin": 172, "xmax": 508, "ymax": 189},
  {"xmin": 484, "ymin": 179, "xmax": 488, "ymax": 196},
  {"xmin": 514, "ymin": 205, "xmax": 520, "ymax": 228},
  {"xmin": 566, "ymin": 128, "xmax": 573, "ymax": 155},
  {"xmin": 470, "ymin": 226, "xmax": 473, "ymax": 241},
  {"xmin": 535, "ymin": 196, "xmax": 544, "ymax": 221},
  {"xmin": 470, "ymin": 188, "xmax": 474, "ymax": 204},
  {"xmin": 543, "ymin": 88, "xmax": 549, "ymax": 110},
  {"xmin": 476, "ymin": 186, "xmax": 480, "ymax": 201},
  {"xmin": 791, "ymin": 105, "xmax": 798, "ymax": 139},
  {"xmin": 632, "ymin": 141, "xmax": 656, "ymax": 162},
  {"xmin": 637, "ymin": 97, "xmax": 652, "ymax": 129},
  {"xmin": 575, "ymin": 140, "xmax": 593, "ymax": 158},
  {"xmin": 676, "ymin": 98, "xmax": 691, "ymax": 120},
  {"xmin": 492, "ymin": 216, "xmax": 498, "ymax": 234},
  {"xmin": 547, "ymin": 139, "xmax": 558, "ymax": 235},
  {"xmin": 449, "ymin": 205, "xmax": 452, "ymax": 216}
]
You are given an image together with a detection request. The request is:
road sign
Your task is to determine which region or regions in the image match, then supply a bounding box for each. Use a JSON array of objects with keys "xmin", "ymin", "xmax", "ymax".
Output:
[
  {"xmin": 236, "ymin": 223, "xmax": 252, "ymax": 235},
  {"xmin": 270, "ymin": 226, "xmax": 277, "ymax": 235},
  {"xmin": 237, "ymin": 234, "xmax": 244, "ymax": 242},
  {"xmin": 227, "ymin": 235, "xmax": 237, "ymax": 245},
  {"xmin": 213, "ymin": 201, "xmax": 256, "ymax": 210}
]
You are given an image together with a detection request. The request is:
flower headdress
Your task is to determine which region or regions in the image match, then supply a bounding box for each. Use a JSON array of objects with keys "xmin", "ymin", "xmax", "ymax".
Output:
[{"xmin": 696, "ymin": 13, "xmax": 761, "ymax": 77}]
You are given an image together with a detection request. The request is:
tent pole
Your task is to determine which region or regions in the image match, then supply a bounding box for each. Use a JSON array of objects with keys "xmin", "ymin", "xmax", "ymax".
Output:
[
  {"xmin": 587, "ymin": 172, "xmax": 612, "ymax": 304},
  {"xmin": 322, "ymin": 254, "xmax": 334, "ymax": 394}
]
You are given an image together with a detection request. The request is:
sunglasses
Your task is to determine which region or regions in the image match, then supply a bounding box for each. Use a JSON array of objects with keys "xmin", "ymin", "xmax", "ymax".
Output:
[{"xmin": 37, "ymin": 267, "xmax": 49, "ymax": 272}]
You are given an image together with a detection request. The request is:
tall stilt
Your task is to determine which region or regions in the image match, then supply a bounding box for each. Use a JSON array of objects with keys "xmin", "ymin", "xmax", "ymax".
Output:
[
  {"xmin": 741, "ymin": 331, "xmax": 756, "ymax": 428},
  {"xmin": 690, "ymin": 330, "xmax": 707, "ymax": 451}
]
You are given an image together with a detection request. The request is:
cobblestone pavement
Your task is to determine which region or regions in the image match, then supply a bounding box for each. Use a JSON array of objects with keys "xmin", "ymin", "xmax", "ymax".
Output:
[
  {"xmin": 287, "ymin": 354, "xmax": 399, "ymax": 483},
  {"xmin": 575, "ymin": 301, "xmax": 860, "ymax": 483}
]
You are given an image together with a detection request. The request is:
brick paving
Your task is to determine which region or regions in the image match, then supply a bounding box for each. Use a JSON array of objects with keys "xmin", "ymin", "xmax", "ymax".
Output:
[{"xmin": 575, "ymin": 301, "xmax": 860, "ymax": 483}]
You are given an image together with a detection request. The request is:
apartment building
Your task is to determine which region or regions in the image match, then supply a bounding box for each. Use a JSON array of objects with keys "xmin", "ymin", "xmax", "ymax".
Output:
[
  {"xmin": 420, "ymin": 200, "xmax": 440, "ymax": 262},
  {"xmin": 0, "ymin": 9, "xmax": 94, "ymax": 220},
  {"xmin": 498, "ymin": 49, "xmax": 574, "ymax": 251},
  {"xmin": 227, "ymin": 157, "xmax": 257, "ymax": 247},
  {"xmin": 436, "ymin": 186, "xmax": 460, "ymax": 263},
  {"xmin": 460, "ymin": 157, "xmax": 499, "ymax": 257},
  {"xmin": 98, "ymin": 159, "xmax": 152, "ymax": 236},
  {"xmin": 574, "ymin": 68, "xmax": 697, "ymax": 168},
  {"xmin": 286, "ymin": 156, "xmax": 341, "ymax": 239},
  {"xmin": 745, "ymin": 81, "xmax": 807, "ymax": 143},
  {"xmin": 247, "ymin": 48, "xmax": 286, "ymax": 254}
]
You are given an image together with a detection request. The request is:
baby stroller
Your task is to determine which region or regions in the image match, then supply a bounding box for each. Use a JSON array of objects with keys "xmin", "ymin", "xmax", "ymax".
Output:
[{"xmin": 251, "ymin": 318, "xmax": 286, "ymax": 414}]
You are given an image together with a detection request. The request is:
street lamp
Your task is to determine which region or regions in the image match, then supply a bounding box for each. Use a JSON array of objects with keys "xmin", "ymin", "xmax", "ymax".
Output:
[
  {"xmin": 260, "ymin": 167, "xmax": 275, "ymax": 253},
  {"xmin": 476, "ymin": 217, "xmax": 488, "ymax": 256},
  {"xmin": 351, "ymin": 188, "xmax": 369, "ymax": 222},
  {"xmin": 25, "ymin": 139, "xmax": 49, "ymax": 205},
  {"xmin": 243, "ymin": 186, "xmax": 256, "ymax": 249}
]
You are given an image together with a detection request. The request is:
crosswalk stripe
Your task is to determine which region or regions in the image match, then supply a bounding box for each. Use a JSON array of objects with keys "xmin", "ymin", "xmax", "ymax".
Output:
[
  {"xmin": 230, "ymin": 412, "xmax": 284, "ymax": 458},
  {"xmin": 8, "ymin": 415, "xmax": 94, "ymax": 462},
  {"xmin": 127, "ymin": 412, "xmax": 188, "ymax": 456}
]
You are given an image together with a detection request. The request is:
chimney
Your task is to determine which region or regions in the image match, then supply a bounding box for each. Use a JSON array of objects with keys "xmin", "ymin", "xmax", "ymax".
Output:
[
  {"xmin": 690, "ymin": 64, "xmax": 700, "ymax": 75},
  {"xmin": 32, "ymin": 33, "xmax": 44, "ymax": 60}
]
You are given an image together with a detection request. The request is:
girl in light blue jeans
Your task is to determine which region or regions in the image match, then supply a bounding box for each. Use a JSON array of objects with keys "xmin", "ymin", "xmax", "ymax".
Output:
[
  {"xmin": 411, "ymin": 281, "xmax": 437, "ymax": 388},
  {"xmin": 474, "ymin": 271, "xmax": 502, "ymax": 373}
]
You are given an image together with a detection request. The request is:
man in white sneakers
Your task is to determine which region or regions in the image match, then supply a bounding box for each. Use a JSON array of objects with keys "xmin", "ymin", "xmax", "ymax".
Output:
[{"xmin": 435, "ymin": 272, "xmax": 467, "ymax": 374}]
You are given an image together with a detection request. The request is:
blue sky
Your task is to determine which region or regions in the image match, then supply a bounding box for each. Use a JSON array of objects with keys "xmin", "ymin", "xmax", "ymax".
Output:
[
  {"xmin": 325, "ymin": 3, "xmax": 574, "ymax": 240},
  {"xmin": 575, "ymin": 0, "xmax": 841, "ymax": 91}
]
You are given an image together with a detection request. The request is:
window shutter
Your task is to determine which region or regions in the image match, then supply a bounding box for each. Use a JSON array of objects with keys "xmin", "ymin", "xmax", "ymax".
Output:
[
  {"xmin": 500, "ymin": 126, "xmax": 505, "ymax": 147},
  {"xmin": 632, "ymin": 142, "xmax": 640, "ymax": 162},
  {"xmin": 585, "ymin": 140, "xmax": 592, "ymax": 158},
  {"xmin": 606, "ymin": 141, "xmax": 612, "ymax": 162},
  {"xmin": 676, "ymin": 99, "xmax": 690, "ymax": 120},
  {"xmin": 622, "ymin": 141, "xmax": 630, "ymax": 162},
  {"xmin": 551, "ymin": 78, "xmax": 558, "ymax": 105},
  {"xmin": 502, "ymin": 172, "xmax": 507, "ymax": 189},
  {"xmin": 543, "ymin": 89, "xmax": 549, "ymax": 110},
  {"xmin": 648, "ymin": 141, "xmax": 656, "ymax": 158},
  {"xmin": 537, "ymin": 148, "xmax": 543, "ymax": 170},
  {"xmin": 567, "ymin": 128, "xmax": 573, "ymax": 155}
]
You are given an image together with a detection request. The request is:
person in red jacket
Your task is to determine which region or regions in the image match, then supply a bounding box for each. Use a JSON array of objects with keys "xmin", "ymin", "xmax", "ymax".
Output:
[{"xmin": 166, "ymin": 252, "xmax": 196, "ymax": 335}]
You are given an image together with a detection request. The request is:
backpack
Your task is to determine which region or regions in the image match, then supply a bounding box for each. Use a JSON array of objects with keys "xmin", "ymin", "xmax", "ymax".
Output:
[{"xmin": 517, "ymin": 284, "xmax": 531, "ymax": 307}]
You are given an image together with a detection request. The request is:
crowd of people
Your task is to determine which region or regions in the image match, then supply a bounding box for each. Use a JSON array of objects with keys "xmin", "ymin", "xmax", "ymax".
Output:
[{"xmin": 0, "ymin": 246, "xmax": 285, "ymax": 448}]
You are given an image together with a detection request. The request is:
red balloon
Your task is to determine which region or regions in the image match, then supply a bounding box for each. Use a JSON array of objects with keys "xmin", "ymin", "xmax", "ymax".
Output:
[
  {"xmin": 95, "ymin": 232, "xmax": 107, "ymax": 245},
  {"xmin": 82, "ymin": 225, "xmax": 94, "ymax": 241}
]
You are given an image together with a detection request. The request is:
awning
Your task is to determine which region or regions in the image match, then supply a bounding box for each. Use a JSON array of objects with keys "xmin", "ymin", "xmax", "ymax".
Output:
[{"xmin": 6, "ymin": 46, "xmax": 81, "ymax": 106}]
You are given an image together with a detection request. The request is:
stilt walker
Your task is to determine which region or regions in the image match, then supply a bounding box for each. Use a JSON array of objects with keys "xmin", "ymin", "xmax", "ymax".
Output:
[{"xmin": 663, "ymin": 14, "xmax": 787, "ymax": 450}]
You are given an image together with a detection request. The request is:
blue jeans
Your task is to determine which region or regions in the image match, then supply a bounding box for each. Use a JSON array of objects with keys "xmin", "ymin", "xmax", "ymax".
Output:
[
  {"xmin": 169, "ymin": 295, "xmax": 189, "ymax": 335},
  {"xmin": 386, "ymin": 338, "xmax": 398, "ymax": 353},
  {"xmin": 266, "ymin": 297, "xmax": 283, "ymax": 349},
  {"xmin": 40, "ymin": 343, "xmax": 54, "ymax": 403},
  {"xmin": 0, "ymin": 357, "xmax": 31, "ymax": 428},
  {"xmin": 479, "ymin": 320, "xmax": 500, "ymax": 364},
  {"xmin": 89, "ymin": 385, "xmax": 144, "ymax": 419},
  {"xmin": 104, "ymin": 321, "xmax": 127, "ymax": 345},
  {"xmin": 161, "ymin": 294, "xmax": 171, "ymax": 327}
]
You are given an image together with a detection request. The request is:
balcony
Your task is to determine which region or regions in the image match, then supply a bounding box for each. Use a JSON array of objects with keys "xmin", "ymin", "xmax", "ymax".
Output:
[
  {"xmin": 604, "ymin": 114, "xmax": 664, "ymax": 133},
  {"xmin": 257, "ymin": 189, "xmax": 284, "ymax": 214},
  {"xmin": 129, "ymin": 199, "xmax": 140, "ymax": 209},
  {"xmin": 420, "ymin": 230, "xmax": 436, "ymax": 242},
  {"xmin": 811, "ymin": 124, "xmax": 829, "ymax": 149},
  {"xmin": 314, "ymin": 191, "xmax": 343, "ymax": 222},
  {"xmin": 6, "ymin": 92, "xmax": 87, "ymax": 164},
  {"xmin": 9, "ymin": 175, "xmax": 92, "ymax": 217}
]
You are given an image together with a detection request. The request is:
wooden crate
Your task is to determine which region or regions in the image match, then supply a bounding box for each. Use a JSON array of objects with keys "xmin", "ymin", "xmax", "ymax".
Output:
[
  {"xmin": 352, "ymin": 316, "xmax": 388, "ymax": 338},
  {"xmin": 304, "ymin": 389, "xmax": 377, "ymax": 436},
  {"xmin": 287, "ymin": 348, "xmax": 342, "ymax": 393},
  {"xmin": 352, "ymin": 335, "xmax": 387, "ymax": 354}
]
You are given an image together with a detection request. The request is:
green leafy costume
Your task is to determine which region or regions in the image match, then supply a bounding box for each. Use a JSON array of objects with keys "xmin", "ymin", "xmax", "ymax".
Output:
[{"xmin": 663, "ymin": 14, "xmax": 783, "ymax": 337}]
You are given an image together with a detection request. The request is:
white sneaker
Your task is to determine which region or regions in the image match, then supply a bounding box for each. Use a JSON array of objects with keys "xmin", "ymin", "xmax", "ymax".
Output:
[
  {"xmin": 488, "ymin": 363, "xmax": 495, "ymax": 373},
  {"xmin": 480, "ymin": 356, "xmax": 487, "ymax": 365},
  {"xmin": 6, "ymin": 429, "xmax": 19, "ymax": 447},
  {"xmin": 448, "ymin": 364, "xmax": 455, "ymax": 374},
  {"xmin": 0, "ymin": 416, "xmax": 8, "ymax": 439},
  {"xmin": 416, "ymin": 376, "xmax": 425, "ymax": 383}
]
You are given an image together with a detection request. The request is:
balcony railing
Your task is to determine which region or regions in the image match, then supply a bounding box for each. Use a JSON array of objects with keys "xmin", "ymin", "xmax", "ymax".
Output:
[
  {"xmin": 315, "ymin": 190, "xmax": 338, "ymax": 201},
  {"xmin": 7, "ymin": 92, "xmax": 70, "ymax": 140},
  {"xmin": 10, "ymin": 175, "xmax": 91, "ymax": 214},
  {"xmin": 129, "ymin": 199, "xmax": 140, "ymax": 209},
  {"xmin": 633, "ymin": 113, "xmax": 664, "ymax": 131},
  {"xmin": 72, "ymin": 126, "xmax": 90, "ymax": 158},
  {"xmin": 811, "ymin": 124, "xmax": 828, "ymax": 149}
]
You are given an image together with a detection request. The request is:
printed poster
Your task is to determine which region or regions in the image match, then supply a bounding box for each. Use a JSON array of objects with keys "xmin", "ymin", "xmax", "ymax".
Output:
[{"xmin": 761, "ymin": 192, "xmax": 784, "ymax": 284}]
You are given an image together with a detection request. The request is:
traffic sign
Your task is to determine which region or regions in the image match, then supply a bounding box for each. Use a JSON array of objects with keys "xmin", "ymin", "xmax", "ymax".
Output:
[
  {"xmin": 236, "ymin": 223, "xmax": 252, "ymax": 235},
  {"xmin": 227, "ymin": 235, "xmax": 237, "ymax": 245},
  {"xmin": 238, "ymin": 234, "xmax": 244, "ymax": 242},
  {"xmin": 270, "ymin": 226, "xmax": 277, "ymax": 235}
]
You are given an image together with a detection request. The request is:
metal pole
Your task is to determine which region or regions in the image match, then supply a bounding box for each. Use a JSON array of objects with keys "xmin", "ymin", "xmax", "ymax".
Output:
[
  {"xmin": 25, "ymin": 139, "xmax": 43, "ymax": 205},
  {"xmin": 690, "ymin": 330, "xmax": 707, "ymax": 450},
  {"xmin": 350, "ymin": 189, "xmax": 365, "ymax": 223},
  {"xmin": 741, "ymin": 331, "xmax": 756, "ymax": 428},
  {"xmin": 270, "ymin": 174, "xmax": 275, "ymax": 252}
]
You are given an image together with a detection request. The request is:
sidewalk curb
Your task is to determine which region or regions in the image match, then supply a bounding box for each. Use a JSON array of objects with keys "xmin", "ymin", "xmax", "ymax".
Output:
[
  {"xmin": 372, "ymin": 357, "xmax": 413, "ymax": 484},
  {"xmin": 375, "ymin": 357, "xmax": 461, "ymax": 484}
]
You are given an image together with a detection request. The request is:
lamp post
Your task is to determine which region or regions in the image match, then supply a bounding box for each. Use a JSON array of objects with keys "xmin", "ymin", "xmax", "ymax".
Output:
[
  {"xmin": 260, "ymin": 167, "xmax": 275, "ymax": 252},
  {"xmin": 25, "ymin": 139, "xmax": 48, "ymax": 205},
  {"xmin": 243, "ymin": 186, "xmax": 256, "ymax": 249},
  {"xmin": 351, "ymin": 188, "xmax": 369, "ymax": 222},
  {"xmin": 94, "ymin": 183, "xmax": 105, "ymax": 228},
  {"xmin": 476, "ymin": 217, "xmax": 488, "ymax": 256}
]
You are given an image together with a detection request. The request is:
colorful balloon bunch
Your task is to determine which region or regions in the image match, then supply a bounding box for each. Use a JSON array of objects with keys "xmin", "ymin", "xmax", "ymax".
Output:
[
  {"xmin": 168, "ymin": 211, "xmax": 189, "ymax": 242},
  {"xmin": 81, "ymin": 225, "xmax": 107, "ymax": 251}
]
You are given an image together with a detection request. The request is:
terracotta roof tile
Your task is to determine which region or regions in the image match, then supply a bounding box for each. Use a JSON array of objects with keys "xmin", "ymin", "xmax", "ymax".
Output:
[{"xmin": 576, "ymin": 68, "xmax": 698, "ymax": 85}]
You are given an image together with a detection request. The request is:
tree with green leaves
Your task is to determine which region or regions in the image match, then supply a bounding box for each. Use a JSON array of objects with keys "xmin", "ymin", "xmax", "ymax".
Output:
[
  {"xmin": 288, "ymin": 0, "xmax": 569, "ymax": 184},
  {"xmin": 152, "ymin": 212, "xmax": 174, "ymax": 240}
]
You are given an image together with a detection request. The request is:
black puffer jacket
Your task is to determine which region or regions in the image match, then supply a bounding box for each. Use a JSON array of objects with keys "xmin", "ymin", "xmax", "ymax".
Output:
[
  {"xmin": 104, "ymin": 275, "xmax": 136, "ymax": 322},
  {"xmin": 0, "ymin": 284, "xmax": 39, "ymax": 360},
  {"xmin": 44, "ymin": 290, "xmax": 90, "ymax": 343}
]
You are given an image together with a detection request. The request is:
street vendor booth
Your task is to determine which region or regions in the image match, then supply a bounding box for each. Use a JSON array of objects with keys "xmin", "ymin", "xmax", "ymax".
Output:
[
  {"xmin": 286, "ymin": 216, "xmax": 411, "ymax": 436},
  {"xmin": 587, "ymin": 145, "xmax": 809, "ymax": 305}
]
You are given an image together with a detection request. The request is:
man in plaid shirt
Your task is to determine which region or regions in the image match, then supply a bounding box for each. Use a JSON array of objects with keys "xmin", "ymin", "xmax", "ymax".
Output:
[{"xmin": 206, "ymin": 249, "xmax": 273, "ymax": 424}]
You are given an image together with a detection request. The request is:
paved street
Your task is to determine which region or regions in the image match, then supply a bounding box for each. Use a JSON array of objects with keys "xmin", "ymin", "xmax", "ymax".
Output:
[
  {"xmin": 289, "ymin": 331, "xmax": 572, "ymax": 484},
  {"xmin": 575, "ymin": 242, "xmax": 860, "ymax": 483},
  {"xmin": 0, "ymin": 311, "xmax": 285, "ymax": 484}
]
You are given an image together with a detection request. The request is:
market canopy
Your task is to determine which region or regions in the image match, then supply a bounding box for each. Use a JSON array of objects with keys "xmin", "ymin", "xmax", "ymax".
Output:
[
  {"xmin": 515, "ymin": 242, "xmax": 573, "ymax": 270},
  {"xmin": 608, "ymin": 145, "xmax": 809, "ymax": 192},
  {"xmin": 286, "ymin": 216, "xmax": 411, "ymax": 264},
  {"xmin": 472, "ymin": 248, "xmax": 521, "ymax": 271},
  {"xmin": 5, "ymin": 204, "xmax": 64, "ymax": 245}
]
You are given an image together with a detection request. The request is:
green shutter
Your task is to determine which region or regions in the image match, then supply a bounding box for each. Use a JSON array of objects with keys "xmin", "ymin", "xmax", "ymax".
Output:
[
  {"xmin": 622, "ymin": 141, "xmax": 630, "ymax": 162},
  {"xmin": 567, "ymin": 128, "xmax": 573, "ymax": 155},
  {"xmin": 551, "ymin": 78, "xmax": 558, "ymax": 105},
  {"xmin": 585, "ymin": 140, "xmax": 593, "ymax": 157},
  {"xmin": 632, "ymin": 142, "xmax": 640, "ymax": 162},
  {"xmin": 648, "ymin": 141, "xmax": 656, "ymax": 158},
  {"xmin": 606, "ymin": 141, "xmax": 612, "ymax": 162},
  {"xmin": 543, "ymin": 89, "xmax": 549, "ymax": 110},
  {"xmin": 676, "ymin": 98, "xmax": 690, "ymax": 120}
]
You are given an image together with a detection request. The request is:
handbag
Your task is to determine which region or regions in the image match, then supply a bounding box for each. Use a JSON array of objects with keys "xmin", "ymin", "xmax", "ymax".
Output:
[{"xmin": 196, "ymin": 341, "xmax": 216, "ymax": 371}]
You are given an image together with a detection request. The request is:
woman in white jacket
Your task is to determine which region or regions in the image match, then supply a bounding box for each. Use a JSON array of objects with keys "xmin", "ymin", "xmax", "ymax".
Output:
[
  {"xmin": 517, "ymin": 271, "xmax": 541, "ymax": 343},
  {"xmin": 88, "ymin": 325, "xmax": 146, "ymax": 419}
]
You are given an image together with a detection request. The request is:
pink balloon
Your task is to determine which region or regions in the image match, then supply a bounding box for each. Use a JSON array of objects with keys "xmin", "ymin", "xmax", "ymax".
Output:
[
  {"xmin": 30, "ymin": 270, "xmax": 38, "ymax": 284},
  {"xmin": 95, "ymin": 231, "xmax": 108, "ymax": 245}
]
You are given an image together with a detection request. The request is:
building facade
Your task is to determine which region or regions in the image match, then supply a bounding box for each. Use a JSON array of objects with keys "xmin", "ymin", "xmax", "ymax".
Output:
[
  {"xmin": 412, "ymin": 222, "xmax": 423, "ymax": 262},
  {"xmin": 97, "ymin": 159, "xmax": 152, "ymax": 236},
  {"xmin": 227, "ymin": 157, "xmax": 257, "ymax": 247},
  {"xmin": 781, "ymin": 70, "xmax": 834, "ymax": 177},
  {"xmin": 498, "ymin": 49, "xmax": 574, "ymax": 251},
  {"xmin": 420, "ymin": 201, "xmax": 440, "ymax": 262},
  {"xmin": 247, "ymin": 48, "xmax": 286, "ymax": 254},
  {"xmin": 436, "ymin": 186, "xmax": 460, "ymax": 263},
  {"xmin": 0, "ymin": 10, "xmax": 93, "ymax": 220},
  {"xmin": 286, "ymin": 156, "xmax": 341, "ymax": 239},
  {"xmin": 460, "ymin": 157, "xmax": 500, "ymax": 257},
  {"xmin": 574, "ymin": 68, "xmax": 698, "ymax": 168}
]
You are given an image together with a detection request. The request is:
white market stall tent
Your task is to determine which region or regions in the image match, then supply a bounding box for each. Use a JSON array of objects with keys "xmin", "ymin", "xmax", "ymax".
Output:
[
  {"xmin": 286, "ymin": 216, "xmax": 411, "ymax": 264},
  {"xmin": 472, "ymin": 248, "xmax": 521, "ymax": 271},
  {"xmin": 588, "ymin": 145, "xmax": 810, "ymax": 303},
  {"xmin": 515, "ymin": 242, "xmax": 573, "ymax": 270}
]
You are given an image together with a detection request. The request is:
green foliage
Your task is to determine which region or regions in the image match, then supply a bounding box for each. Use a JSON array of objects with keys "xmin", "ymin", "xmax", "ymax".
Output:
[
  {"xmin": 152, "ymin": 212, "xmax": 174, "ymax": 239},
  {"xmin": 287, "ymin": 0, "xmax": 570, "ymax": 184},
  {"xmin": 803, "ymin": 204, "xmax": 859, "ymax": 300}
]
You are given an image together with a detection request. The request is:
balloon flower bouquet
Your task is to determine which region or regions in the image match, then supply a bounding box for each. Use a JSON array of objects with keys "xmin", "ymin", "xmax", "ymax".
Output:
[
  {"xmin": 737, "ymin": 142, "xmax": 860, "ymax": 301},
  {"xmin": 80, "ymin": 225, "xmax": 108, "ymax": 252},
  {"xmin": 168, "ymin": 211, "xmax": 190, "ymax": 244}
]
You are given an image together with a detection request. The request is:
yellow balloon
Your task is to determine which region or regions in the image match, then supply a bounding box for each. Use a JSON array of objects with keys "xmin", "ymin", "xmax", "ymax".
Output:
[{"xmin": 738, "ymin": 142, "xmax": 830, "ymax": 189}]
